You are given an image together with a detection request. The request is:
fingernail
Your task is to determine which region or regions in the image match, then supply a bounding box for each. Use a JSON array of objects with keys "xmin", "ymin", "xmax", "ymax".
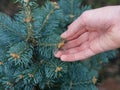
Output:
[
  {"xmin": 61, "ymin": 55, "xmax": 67, "ymax": 61},
  {"xmin": 54, "ymin": 51, "xmax": 62, "ymax": 58},
  {"xmin": 61, "ymin": 32, "xmax": 67, "ymax": 38}
]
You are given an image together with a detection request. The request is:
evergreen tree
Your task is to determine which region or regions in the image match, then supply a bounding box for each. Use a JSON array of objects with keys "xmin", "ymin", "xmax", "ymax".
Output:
[{"xmin": 0, "ymin": 0, "xmax": 116, "ymax": 90}]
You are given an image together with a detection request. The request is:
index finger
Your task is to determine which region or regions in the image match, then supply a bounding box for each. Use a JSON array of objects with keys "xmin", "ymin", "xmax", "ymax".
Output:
[{"xmin": 61, "ymin": 16, "xmax": 85, "ymax": 40}]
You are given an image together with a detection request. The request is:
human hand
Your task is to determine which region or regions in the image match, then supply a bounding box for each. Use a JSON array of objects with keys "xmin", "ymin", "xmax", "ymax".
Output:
[{"xmin": 55, "ymin": 6, "xmax": 120, "ymax": 62}]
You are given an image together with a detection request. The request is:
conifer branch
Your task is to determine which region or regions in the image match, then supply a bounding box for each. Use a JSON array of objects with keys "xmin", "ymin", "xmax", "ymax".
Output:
[
  {"xmin": 70, "ymin": 0, "xmax": 74, "ymax": 15},
  {"xmin": 23, "ymin": 1, "xmax": 34, "ymax": 42},
  {"xmin": 39, "ymin": 6, "xmax": 55, "ymax": 33},
  {"xmin": 0, "ymin": 22, "xmax": 24, "ymax": 38}
]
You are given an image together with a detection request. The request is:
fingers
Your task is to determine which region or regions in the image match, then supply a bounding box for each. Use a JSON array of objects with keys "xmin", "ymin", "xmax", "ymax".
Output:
[
  {"xmin": 60, "ymin": 48, "xmax": 95, "ymax": 62},
  {"xmin": 61, "ymin": 16, "xmax": 85, "ymax": 40},
  {"xmin": 54, "ymin": 32, "xmax": 89, "ymax": 58},
  {"xmin": 55, "ymin": 42, "xmax": 89, "ymax": 58},
  {"xmin": 54, "ymin": 36, "xmax": 107, "ymax": 61},
  {"xmin": 63, "ymin": 32, "xmax": 89, "ymax": 49},
  {"xmin": 55, "ymin": 46, "xmax": 84, "ymax": 58},
  {"xmin": 66, "ymin": 29, "xmax": 86, "ymax": 41}
]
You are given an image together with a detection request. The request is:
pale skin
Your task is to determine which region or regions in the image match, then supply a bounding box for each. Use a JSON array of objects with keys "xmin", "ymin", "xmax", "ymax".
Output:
[{"xmin": 55, "ymin": 6, "xmax": 120, "ymax": 62}]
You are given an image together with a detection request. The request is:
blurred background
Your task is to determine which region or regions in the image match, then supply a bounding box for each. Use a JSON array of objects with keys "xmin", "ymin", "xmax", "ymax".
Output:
[
  {"xmin": 0, "ymin": 0, "xmax": 120, "ymax": 90},
  {"xmin": 83, "ymin": 0, "xmax": 120, "ymax": 8}
]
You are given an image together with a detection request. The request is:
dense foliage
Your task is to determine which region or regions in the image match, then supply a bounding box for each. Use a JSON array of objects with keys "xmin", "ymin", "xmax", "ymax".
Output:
[{"xmin": 0, "ymin": 0, "xmax": 116, "ymax": 90}]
